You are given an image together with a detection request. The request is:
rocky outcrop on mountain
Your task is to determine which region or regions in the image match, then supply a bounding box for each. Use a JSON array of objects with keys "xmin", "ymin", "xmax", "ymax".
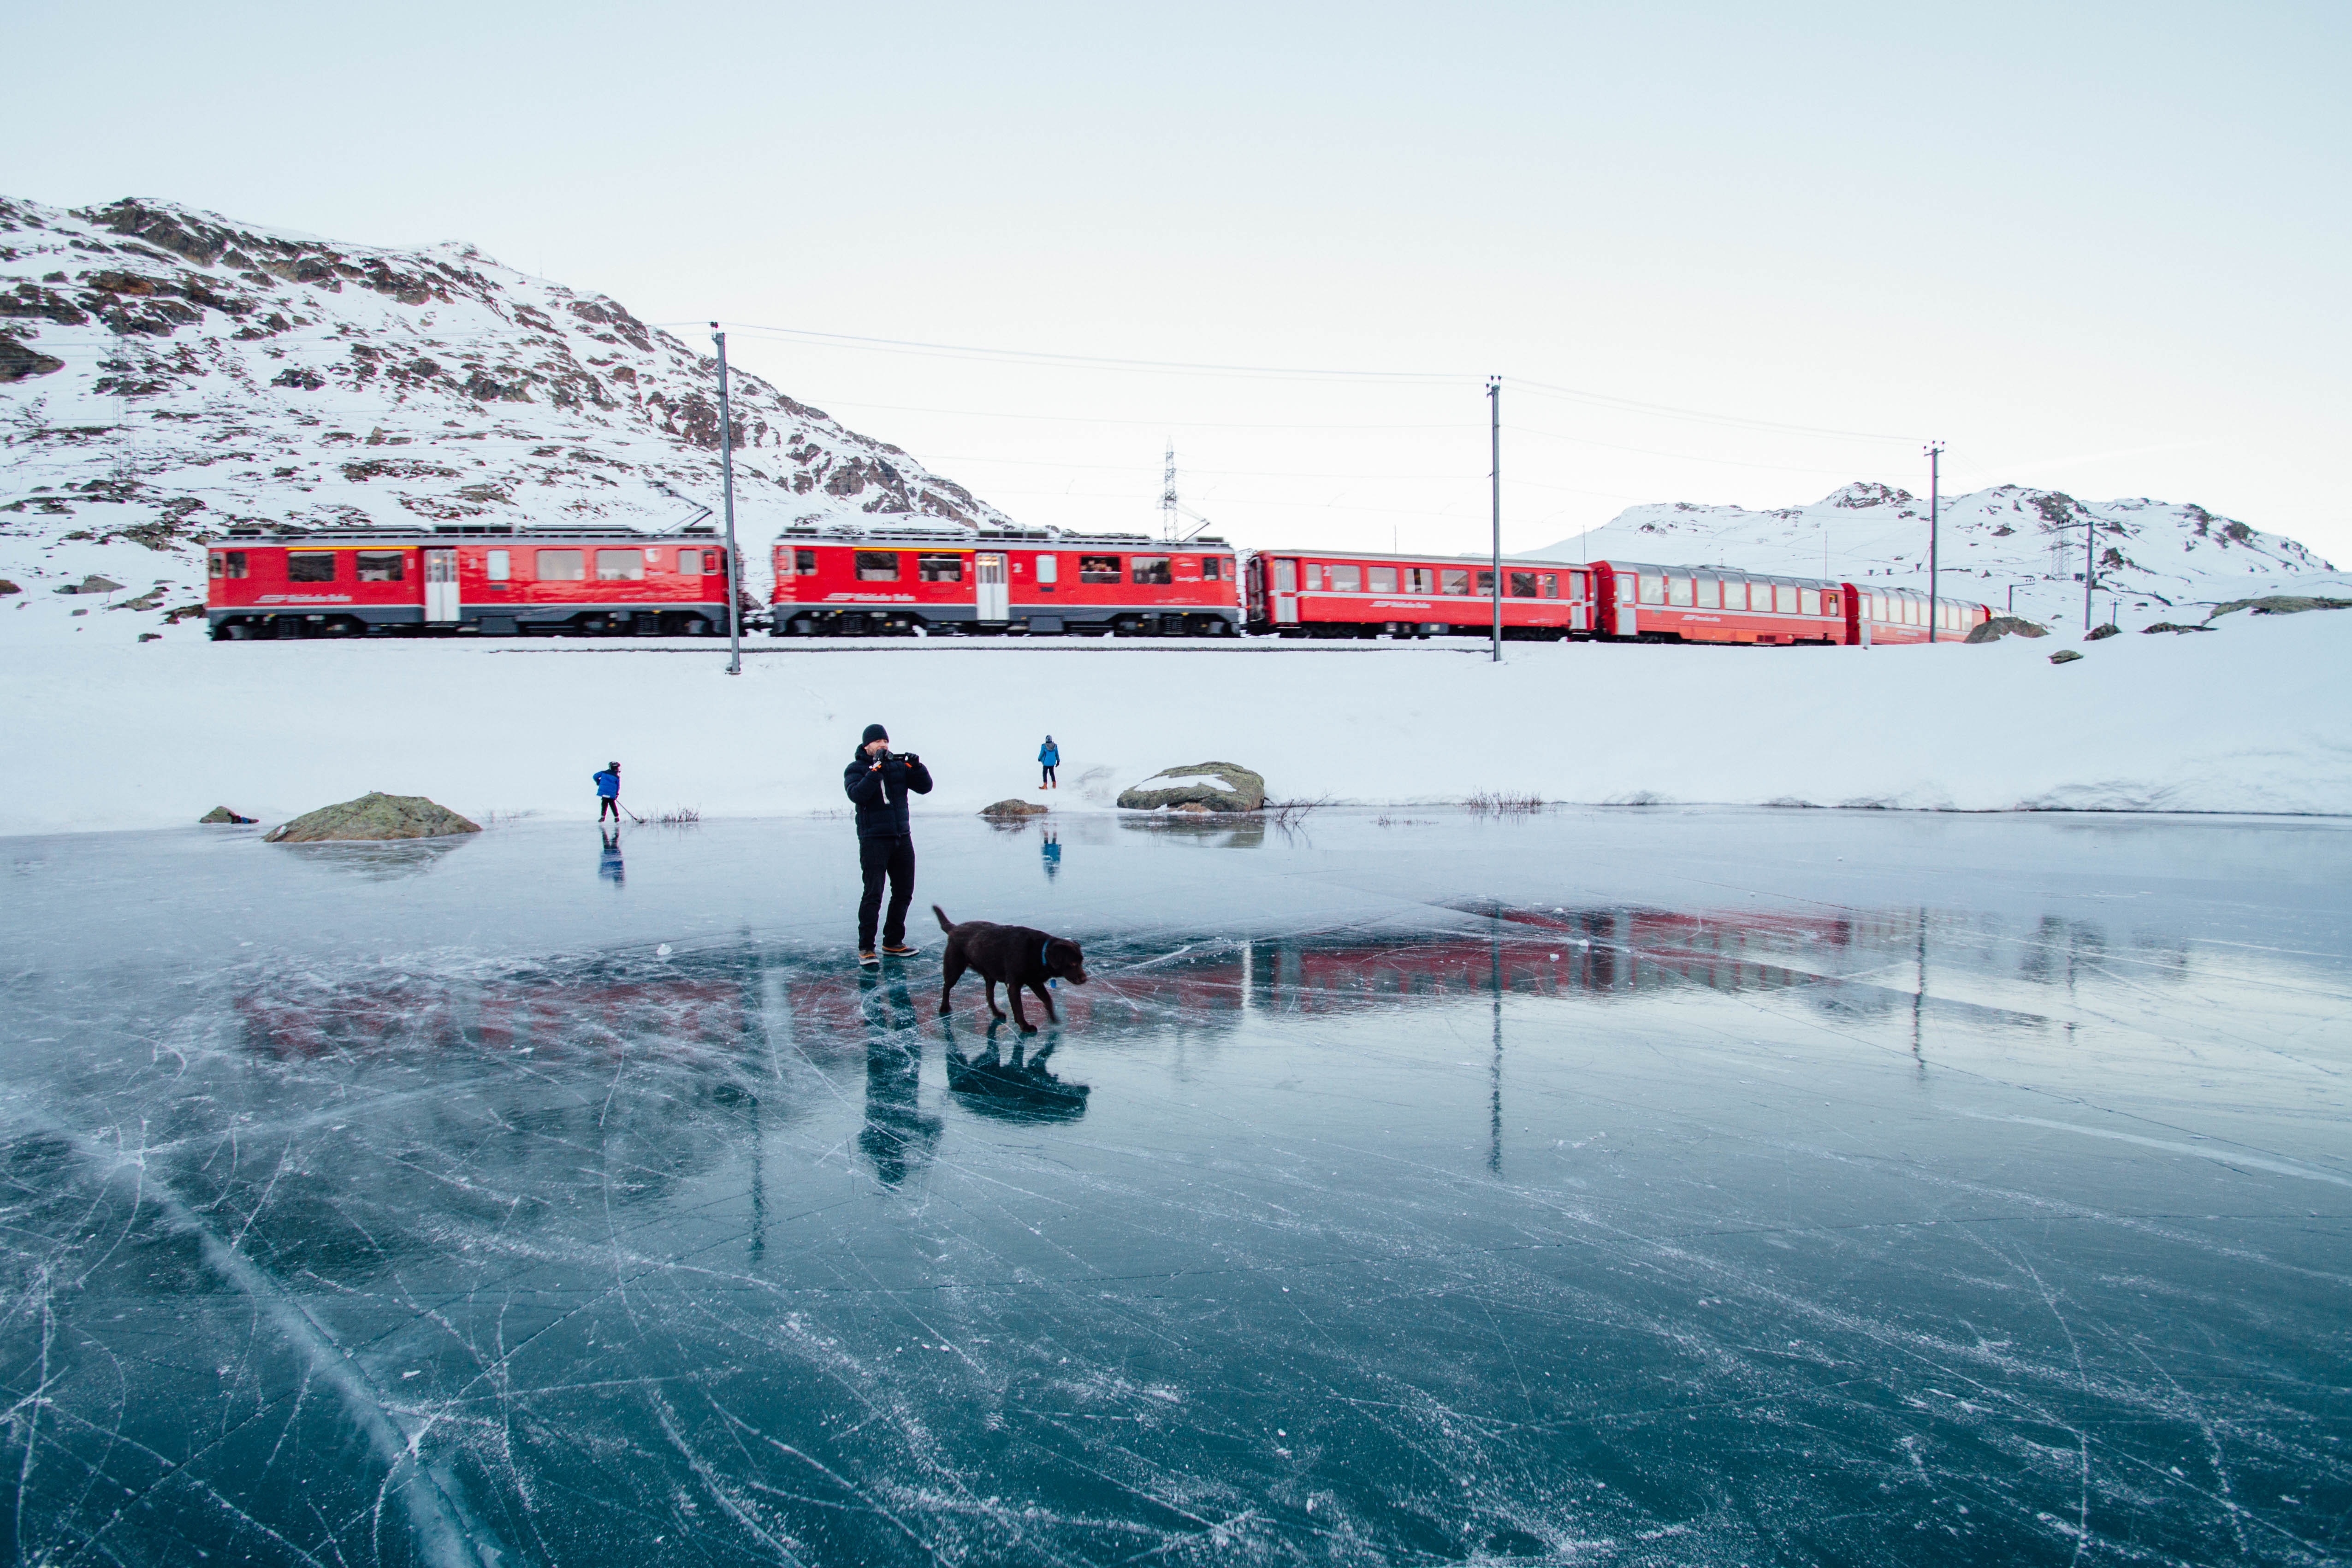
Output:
[
  {"xmin": 1533, "ymin": 481, "xmax": 2338, "ymax": 634},
  {"xmin": 1963, "ymin": 615, "xmax": 2047, "ymax": 644},
  {"xmin": 0, "ymin": 195, "xmax": 1023, "ymax": 640}
]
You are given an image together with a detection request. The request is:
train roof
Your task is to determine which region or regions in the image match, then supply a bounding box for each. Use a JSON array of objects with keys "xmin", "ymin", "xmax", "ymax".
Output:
[
  {"xmin": 217, "ymin": 523, "xmax": 717, "ymax": 541},
  {"xmin": 772, "ymin": 526, "xmax": 1233, "ymax": 549}
]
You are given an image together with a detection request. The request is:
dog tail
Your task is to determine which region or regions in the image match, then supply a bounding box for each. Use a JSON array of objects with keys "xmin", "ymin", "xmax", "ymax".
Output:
[{"xmin": 932, "ymin": 904, "xmax": 954, "ymax": 933}]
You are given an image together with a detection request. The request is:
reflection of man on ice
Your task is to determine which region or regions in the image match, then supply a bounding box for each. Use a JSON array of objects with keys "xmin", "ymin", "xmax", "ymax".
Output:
[{"xmin": 599, "ymin": 826, "xmax": 625, "ymax": 888}]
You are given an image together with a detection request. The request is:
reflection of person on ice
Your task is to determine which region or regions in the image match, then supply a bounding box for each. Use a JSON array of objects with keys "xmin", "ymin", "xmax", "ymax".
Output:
[
  {"xmin": 1038, "ymin": 735, "xmax": 1059, "ymax": 790},
  {"xmin": 845, "ymin": 723, "xmax": 933, "ymax": 967},
  {"xmin": 593, "ymin": 761, "xmax": 622, "ymax": 822}
]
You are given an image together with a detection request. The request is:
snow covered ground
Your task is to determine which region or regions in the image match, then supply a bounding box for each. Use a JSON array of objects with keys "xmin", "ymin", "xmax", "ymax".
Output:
[{"xmin": 5, "ymin": 604, "xmax": 2347, "ymax": 836}]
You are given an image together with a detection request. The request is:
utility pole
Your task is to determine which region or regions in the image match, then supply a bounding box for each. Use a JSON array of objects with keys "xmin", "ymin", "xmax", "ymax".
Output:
[
  {"xmin": 1161, "ymin": 444, "xmax": 1178, "ymax": 543},
  {"xmin": 711, "ymin": 325, "xmax": 743, "ymax": 676},
  {"xmin": 1924, "ymin": 441, "xmax": 1943, "ymax": 644},
  {"xmin": 1488, "ymin": 377, "xmax": 1502, "ymax": 663},
  {"xmin": 2084, "ymin": 514, "xmax": 2098, "ymax": 631}
]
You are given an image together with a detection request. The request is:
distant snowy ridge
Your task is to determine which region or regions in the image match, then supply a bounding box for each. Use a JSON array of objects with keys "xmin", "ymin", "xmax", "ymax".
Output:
[
  {"xmin": 0, "ymin": 194, "xmax": 1020, "ymax": 637},
  {"xmin": 1530, "ymin": 481, "xmax": 2338, "ymax": 630}
]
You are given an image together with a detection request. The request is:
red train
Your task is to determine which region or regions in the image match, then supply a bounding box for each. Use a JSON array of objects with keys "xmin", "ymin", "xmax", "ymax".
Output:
[
  {"xmin": 1245, "ymin": 548, "xmax": 1988, "ymax": 645},
  {"xmin": 206, "ymin": 524, "xmax": 739, "ymax": 639},
  {"xmin": 767, "ymin": 527, "xmax": 1242, "ymax": 637},
  {"xmin": 205, "ymin": 522, "xmax": 1988, "ymax": 646}
]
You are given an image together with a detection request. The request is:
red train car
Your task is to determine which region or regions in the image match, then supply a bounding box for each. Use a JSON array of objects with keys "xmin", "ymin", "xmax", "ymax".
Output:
[
  {"xmin": 207, "ymin": 525, "xmax": 739, "ymax": 639},
  {"xmin": 769, "ymin": 528, "xmax": 1242, "ymax": 636},
  {"xmin": 1592, "ymin": 561, "xmax": 1989, "ymax": 645},
  {"xmin": 1843, "ymin": 583, "xmax": 1990, "ymax": 645},
  {"xmin": 1243, "ymin": 549, "xmax": 1598, "ymax": 638}
]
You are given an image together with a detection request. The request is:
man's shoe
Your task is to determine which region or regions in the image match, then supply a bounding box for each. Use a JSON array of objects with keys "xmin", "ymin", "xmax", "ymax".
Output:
[
  {"xmin": 858, "ymin": 950, "xmax": 880, "ymax": 969},
  {"xmin": 882, "ymin": 942, "xmax": 918, "ymax": 957}
]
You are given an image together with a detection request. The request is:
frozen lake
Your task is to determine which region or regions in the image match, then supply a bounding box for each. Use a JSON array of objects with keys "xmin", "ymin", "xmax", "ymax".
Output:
[{"xmin": 2, "ymin": 809, "xmax": 2346, "ymax": 1566}]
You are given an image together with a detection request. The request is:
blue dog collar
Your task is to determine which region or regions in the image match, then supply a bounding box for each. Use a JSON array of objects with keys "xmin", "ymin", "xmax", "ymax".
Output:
[{"xmin": 1042, "ymin": 938, "xmax": 1057, "ymax": 988}]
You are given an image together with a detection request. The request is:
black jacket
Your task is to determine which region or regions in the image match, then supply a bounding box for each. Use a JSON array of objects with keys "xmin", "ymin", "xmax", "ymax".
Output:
[{"xmin": 844, "ymin": 748, "xmax": 933, "ymax": 838}]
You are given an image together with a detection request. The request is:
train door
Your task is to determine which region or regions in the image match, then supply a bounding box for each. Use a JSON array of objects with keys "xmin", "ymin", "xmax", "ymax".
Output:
[
  {"xmin": 1271, "ymin": 558, "xmax": 1299, "ymax": 624},
  {"xmin": 975, "ymin": 553, "xmax": 1009, "ymax": 621},
  {"xmin": 1570, "ymin": 569, "xmax": 1589, "ymax": 632},
  {"xmin": 425, "ymin": 548, "xmax": 459, "ymax": 623},
  {"xmin": 1616, "ymin": 572, "xmax": 1636, "ymax": 636}
]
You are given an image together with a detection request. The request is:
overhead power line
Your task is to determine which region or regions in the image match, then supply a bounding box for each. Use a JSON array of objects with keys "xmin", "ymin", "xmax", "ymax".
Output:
[{"xmin": 675, "ymin": 320, "xmax": 1467, "ymax": 384}]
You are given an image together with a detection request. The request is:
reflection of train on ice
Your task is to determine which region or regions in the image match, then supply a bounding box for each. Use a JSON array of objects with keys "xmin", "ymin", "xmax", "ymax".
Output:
[{"xmin": 208, "ymin": 522, "xmax": 1990, "ymax": 645}]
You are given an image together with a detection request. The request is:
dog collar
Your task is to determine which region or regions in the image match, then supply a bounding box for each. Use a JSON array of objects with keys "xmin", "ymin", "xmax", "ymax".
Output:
[{"xmin": 1042, "ymin": 938, "xmax": 1058, "ymax": 988}]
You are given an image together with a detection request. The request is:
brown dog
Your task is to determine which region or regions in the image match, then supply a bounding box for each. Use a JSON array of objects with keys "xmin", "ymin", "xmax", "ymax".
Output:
[{"xmin": 934, "ymin": 905, "xmax": 1088, "ymax": 1033}]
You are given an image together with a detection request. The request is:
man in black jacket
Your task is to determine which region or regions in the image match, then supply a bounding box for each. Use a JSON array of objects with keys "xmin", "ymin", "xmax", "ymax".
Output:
[{"xmin": 844, "ymin": 723, "xmax": 934, "ymax": 966}]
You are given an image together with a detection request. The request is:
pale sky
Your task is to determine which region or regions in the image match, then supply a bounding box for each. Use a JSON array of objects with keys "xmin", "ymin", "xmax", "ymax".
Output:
[{"xmin": 10, "ymin": 1, "xmax": 2346, "ymax": 560}]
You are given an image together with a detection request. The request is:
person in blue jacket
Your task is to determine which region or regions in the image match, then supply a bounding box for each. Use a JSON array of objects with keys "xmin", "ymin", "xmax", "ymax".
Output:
[
  {"xmin": 844, "ymin": 724, "xmax": 934, "ymax": 966},
  {"xmin": 1037, "ymin": 734, "xmax": 1059, "ymax": 790},
  {"xmin": 592, "ymin": 761, "xmax": 622, "ymax": 822}
]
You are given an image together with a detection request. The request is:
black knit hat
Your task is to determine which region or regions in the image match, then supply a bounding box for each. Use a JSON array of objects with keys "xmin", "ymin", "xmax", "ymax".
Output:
[{"xmin": 861, "ymin": 723, "xmax": 889, "ymax": 745}]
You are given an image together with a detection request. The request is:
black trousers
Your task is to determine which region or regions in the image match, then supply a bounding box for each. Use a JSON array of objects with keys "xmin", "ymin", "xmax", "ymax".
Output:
[
  {"xmin": 1041, "ymin": 765, "xmax": 1057, "ymax": 786},
  {"xmin": 858, "ymin": 834, "xmax": 916, "ymax": 949},
  {"xmin": 598, "ymin": 798, "xmax": 620, "ymax": 821}
]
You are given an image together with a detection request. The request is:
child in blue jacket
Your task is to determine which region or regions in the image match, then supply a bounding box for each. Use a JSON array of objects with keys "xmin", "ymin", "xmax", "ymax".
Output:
[
  {"xmin": 1038, "ymin": 736, "xmax": 1059, "ymax": 790},
  {"xmin": 593, "ymin": 762, "xmax": 622, "ymax": 822}
]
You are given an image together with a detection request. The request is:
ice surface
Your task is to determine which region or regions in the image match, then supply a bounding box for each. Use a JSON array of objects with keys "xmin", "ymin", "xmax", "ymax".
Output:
[{"xmin": 2, "ymin": 810, "xmax": 2347, "ymax": 1565}]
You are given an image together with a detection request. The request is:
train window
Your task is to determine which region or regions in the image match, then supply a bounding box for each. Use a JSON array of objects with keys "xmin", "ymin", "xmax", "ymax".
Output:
[
  {"xmin": 1273, "ymin": 559, "xmax": 1295, "ymax": 591},
  {"xmin": 796, "ymin": 549, "xmax": 818, "ymax": 575},
  {"xmin": 596, "ymin": 549, "xmax": 645, "ymax": 581},
  {"xmin": 855, "ymin": 552, "xmax": 900, "ymax": 581},
  {"xmin": 1201, "ymin": 556, "xmax": 1222, "ymax": 580},
  {"xmin": 1441, "ymin": 569, "xmax": 1469, "ymax": 595},
  {"xmin": 1667, "ymin": 577, "xmax": 1693, "ymax": 607},
  {"xmin": 1079, "ymin": 555, "xmax": 1122, "ymax": 584},
  {"xmin": 1131, "ymin": 556, "xmax": 1173, "ymax": 585},
  {"xmin": 355, "ymin": 551, "xmax": 404, "ymax": 582},
  {"xmin": 1402, "ymin": 568, "xmax": 1428, "ymax": 592},
  {"xmin": 486, "ymin": 549, "xmax": 510, "ymax": 581},
  {"xmin": 1036, "ymin": 553, "xmax": 1059, "ymax": 584},
  {"xmin": 1781, "ymin": 585, "xmax": 1802, "ymax": 614},
  {"xmin": 211, "ymin": 551, "xmax": 249, "ymax": 580},
  {"xmin": 1906, "ymin": 598, "xmax": 1920, "ymax": 625},
  {"xmin": 918, "ymin": 554, "xmax": 965, "ymax": 583},
  {"xmin": 1510, "ymin": 572, "xmax": 1538, "ymax": 598},
  {"xmin": 1476, "ymin": 570, "xmax": 1494, "ymax": 596},
  {"xmin": 1825, "ymin": 591, "xmax": 1841, "ymax": 615},
  {"xmin": 1541, "ymin": 573, "xmax": 1557, "ymax": 599},
  {"xmin": 1570, "ymin": 570, "xmax": 1588, "ymax": 599},
  {"xmin": 537, "ymin": 549, "xmax": 584, "ymax": 581},
  {"xmin": 772, "ymin": 548, "xmax": 791, "ymax": 576},
  {"xmin": 1328, "ymin": 564, "xmax": 1359, "ymax": 592},
  {"xmin": 1617, "ymin": 576, "xmax": 1634, "ymax": 603},
  {"xmin": 1723, "ymin": 581, "xmax": 1745, "ymax": 610},
  {"xmin": 1368, "ymin": 565, "xmax": 1398, "ymax": 592},
  {"xmin": 1639, "ymin": 575, "xmax": 1662, "ymax": 604},
  {"xmin": 678, "ymin": 550, "xmax": 706, "ymax": 575},
  {"xmin": 1694, "ymin": 580, "xmax": 1717, "ymax": 609},
  {"xmin": 286, "ymin": 552, "xmax": 336, "ymax": 583},
  {"xmin": 1800, "ymin": 587, "xmax": 1820, "ymax": 616}
]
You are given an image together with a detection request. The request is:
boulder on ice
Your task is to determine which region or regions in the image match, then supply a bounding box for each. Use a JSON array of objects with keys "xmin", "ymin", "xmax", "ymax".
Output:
[
  {"xmin": 980, "ymin": 799, "xmax": 1048, "ymax": 819},
  {"xmin": 1117, "ymin": 763, "xmax": 1266, "ymax": 813},
  {"xmin": 198, "ymin": 806, "xmax": 255, "ymax": 824},
  {"xmin": 264, "ymin": 791, "xmax": 480, "ymax": 843}
]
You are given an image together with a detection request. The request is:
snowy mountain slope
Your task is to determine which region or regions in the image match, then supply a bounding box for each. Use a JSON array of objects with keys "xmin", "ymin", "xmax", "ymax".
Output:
[
  {"xmin": 0, "ymin": 195, "xmax": 1019, "ymax": 642},
  {"xmin": 1530, "ymin": 482, "xmax": 2341, "ymax": 630}
]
